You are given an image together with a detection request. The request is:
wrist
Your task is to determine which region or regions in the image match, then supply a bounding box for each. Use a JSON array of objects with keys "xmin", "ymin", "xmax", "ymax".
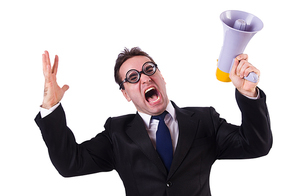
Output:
[
  {"xmin": 237, "ymin": 87, "xmax": 258, "ymax": 98},
  {"xmin": 41, "ymin": 104, "xmax": 51, "ymax": 110},
  {"xmin": 41, "ymin": 101, "xmax": 58, "ymax": 110},
  {"xmin": 40, "ymin": 102, "xmax": 60, "ymax": 118}
]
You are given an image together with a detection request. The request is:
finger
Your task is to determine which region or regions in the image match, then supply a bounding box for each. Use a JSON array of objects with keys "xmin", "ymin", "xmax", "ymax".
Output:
[
  {"xmin": 242, "ymin": 63, "xmax": 253, "ymax": 78},
  {"xmin": 52, "ymin": 55, "xmax": 59, "ymax": 74},
  {"xmin": 244, "ymin": 67, "xmax": 254, "ymax": 77},
  {"xmin": 238, "ymin": 60, "xmax": 247, "ymax": 77},
  {"xmin": 244, "ymin": 65, "xmax": 260, "ymax": 77},
  {"xmin": 236, "ymin": 54, "xmax": 248, "ymax": 61},
  {"xmin": 44, "ymin": 50, "xmax": 51, "ymax": 66},
  {"xmin": 230, "ymin": 58, "xmax": 239, "ymax": 77},
  {"xmin": 42, "ymin": 62, "xmax": 51, "ymax": 83},
  {"xmin": 42, "ymin": 51, "xmax": 51, "ymax": 75},
  {"xmin": 237, "ymin": 60, "xmax": 248, "ymax": 77},
  {"xmin": 45, "ymin": 64, "xmax": 52, "ymax": 82}
]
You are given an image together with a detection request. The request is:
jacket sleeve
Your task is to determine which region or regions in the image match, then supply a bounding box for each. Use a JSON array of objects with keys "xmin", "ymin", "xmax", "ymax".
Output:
[
  {"xmin": 34, "ymin": 104, "xmax": 115, "ymax": 177},
  {"xmin": 214, "ymin": 88, "xmax": 273, "ymax": 159}
]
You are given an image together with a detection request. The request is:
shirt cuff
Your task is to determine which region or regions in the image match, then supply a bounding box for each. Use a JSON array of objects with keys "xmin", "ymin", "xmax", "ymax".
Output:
[
  {"xmin": 243, "ymin": 88, "xmax": 260, "ymax": 100},
  {"xmin": 40, "ymin": 103, "xmax": 61, "ymax": 118}
]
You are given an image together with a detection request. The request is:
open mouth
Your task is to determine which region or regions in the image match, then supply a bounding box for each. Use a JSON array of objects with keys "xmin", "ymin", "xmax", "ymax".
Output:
[{"xmin": 145, "ymin": 87, "xmax": 160, "ymax": 103}]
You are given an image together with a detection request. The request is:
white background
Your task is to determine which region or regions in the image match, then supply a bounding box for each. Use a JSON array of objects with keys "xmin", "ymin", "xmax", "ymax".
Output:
[{"xmin": 1, "ymin": 0, "xmax": 295, "ymax": 195}]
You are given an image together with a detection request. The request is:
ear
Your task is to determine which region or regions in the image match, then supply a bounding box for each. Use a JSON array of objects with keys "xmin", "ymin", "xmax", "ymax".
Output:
[{"xmin": 121, "ymin": 89, "xmax": 132, "ymax": 102}]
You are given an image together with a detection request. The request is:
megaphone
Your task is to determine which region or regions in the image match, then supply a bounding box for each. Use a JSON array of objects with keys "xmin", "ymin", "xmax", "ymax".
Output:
[{"xmin": 216, "ymin": 10, "xmax": 263, "ymax": 83}]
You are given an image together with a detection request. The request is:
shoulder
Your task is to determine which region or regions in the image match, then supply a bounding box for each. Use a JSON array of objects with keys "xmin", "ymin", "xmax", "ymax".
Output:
[
  {"xmin": 172, "ymin": 101, "xmax": 222, "ymax": 128},
  {"xmin": 104, "ymin": 113, "xmax": 137, "ymax": 130},
  {"xmin": 172, "ymin": 100, "xmax": 219, "ymax": 119},
  {"xmin": 181, "ymin": 106, "xmax": 220, "ymax": 122},
  {"xmin": 181, "ymin": 106, "xmax": 215, "ymax": 113}
]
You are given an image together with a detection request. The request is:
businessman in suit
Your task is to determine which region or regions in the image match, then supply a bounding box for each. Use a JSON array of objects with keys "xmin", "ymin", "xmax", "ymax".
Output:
[{"xmin": 35, "ymin": 48, "xmax": 272, "ymax": 196}]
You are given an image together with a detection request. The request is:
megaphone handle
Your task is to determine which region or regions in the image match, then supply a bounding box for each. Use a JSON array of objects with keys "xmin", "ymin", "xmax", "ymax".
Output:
[
  {"xmin": 244, "ymin": 72, "xmax": 259, "ymax": 83},
  {"xmin": 229, "ymin": 58, "xmax": 259, "ymax": 83}
]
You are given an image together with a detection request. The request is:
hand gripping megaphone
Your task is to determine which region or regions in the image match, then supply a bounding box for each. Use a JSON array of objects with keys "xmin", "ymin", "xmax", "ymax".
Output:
[{"xmin": 216, "ymin": 10, "xmax": 263, "ymax": 83}]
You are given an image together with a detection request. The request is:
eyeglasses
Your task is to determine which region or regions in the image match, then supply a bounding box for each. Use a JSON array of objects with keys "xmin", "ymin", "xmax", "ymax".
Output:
[{"xmin": 119, "ymin": 61, "xmax": 158, "ymax": 90}]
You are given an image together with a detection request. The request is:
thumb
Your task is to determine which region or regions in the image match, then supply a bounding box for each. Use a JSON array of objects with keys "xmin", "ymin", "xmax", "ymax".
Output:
[{"xmin": 62, "ymin": 85, "xmax": 69, "ymax": 93}]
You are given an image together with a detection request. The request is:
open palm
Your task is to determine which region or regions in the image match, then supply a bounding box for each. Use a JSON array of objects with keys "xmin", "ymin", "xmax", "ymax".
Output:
[{"xmin": 41, "ymin": 51, "xmax": 69, "ymax": 109}]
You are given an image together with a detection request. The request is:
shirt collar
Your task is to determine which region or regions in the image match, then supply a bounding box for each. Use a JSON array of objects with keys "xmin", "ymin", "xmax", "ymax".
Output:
[{"xmin": 138, "ymin": 101, "xmax": 176, "ymax": 129}]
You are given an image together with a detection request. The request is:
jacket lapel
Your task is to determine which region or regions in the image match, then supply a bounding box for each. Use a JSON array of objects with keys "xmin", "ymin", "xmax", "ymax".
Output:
[
  {"xmin": 168, "ymin": 102, "xmax": 200, "ymax": 179},
  {"xmin": 125, "ymin": 102, "xmax": 200, "ymax": 178},
  {"xmin": 126, "ymin": 113, "xmax": 168, "ymax": 175}
]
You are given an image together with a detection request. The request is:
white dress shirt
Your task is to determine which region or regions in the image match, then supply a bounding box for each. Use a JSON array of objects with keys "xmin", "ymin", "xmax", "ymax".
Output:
[
  {"xmin": 40, "ymin": 103, "xmax": 60, "ymax": 118},
  {"xmin": 138, "ymin": 101, "xmax": 179, "ymax": 153}
]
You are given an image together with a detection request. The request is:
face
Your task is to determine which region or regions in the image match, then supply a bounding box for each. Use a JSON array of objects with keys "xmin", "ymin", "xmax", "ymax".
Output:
[{"xmin": 120, "ymin": 56, "xmax": 169, "ymax": 116}]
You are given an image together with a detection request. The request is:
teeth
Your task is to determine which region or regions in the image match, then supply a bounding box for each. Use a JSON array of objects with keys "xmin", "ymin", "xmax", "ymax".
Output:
[{"xmin": 145, "ymin": 87, "xmax": 155, "ymax": 94}]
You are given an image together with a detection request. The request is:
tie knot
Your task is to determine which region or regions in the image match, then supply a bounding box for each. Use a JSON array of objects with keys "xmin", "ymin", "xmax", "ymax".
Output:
[{"xmin": 152, "ymin": 111, "xmax": 168, "ymax": 121}]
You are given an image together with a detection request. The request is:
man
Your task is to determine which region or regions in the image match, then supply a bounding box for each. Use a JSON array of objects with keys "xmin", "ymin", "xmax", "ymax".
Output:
[{"xmin": 35, "ymin": 47, "xmax": 272, "ymax": 196}]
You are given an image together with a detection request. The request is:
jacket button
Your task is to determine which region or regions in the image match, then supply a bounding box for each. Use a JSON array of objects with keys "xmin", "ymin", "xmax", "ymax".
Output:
[{"xmin": 166, "ymin": 181, "xmax": 173, "ymax": 188}]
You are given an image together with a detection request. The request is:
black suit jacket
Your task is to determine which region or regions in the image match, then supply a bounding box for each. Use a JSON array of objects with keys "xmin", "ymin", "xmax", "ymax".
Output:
[{"xmin": 35, "ymin": 89, "xmax": 272, "ymax": 196}]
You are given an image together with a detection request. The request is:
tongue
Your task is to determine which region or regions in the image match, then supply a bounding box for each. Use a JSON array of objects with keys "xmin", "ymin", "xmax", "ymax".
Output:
[{"xmin": 147, "ymin": 94, "xmax": 159, "ymax": 103}]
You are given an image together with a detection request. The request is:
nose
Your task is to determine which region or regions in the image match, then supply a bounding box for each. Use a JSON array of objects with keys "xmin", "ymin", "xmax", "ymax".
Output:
[{"xmin": 141, "ymin": 74, "xmax": 152, "ymax": 85}]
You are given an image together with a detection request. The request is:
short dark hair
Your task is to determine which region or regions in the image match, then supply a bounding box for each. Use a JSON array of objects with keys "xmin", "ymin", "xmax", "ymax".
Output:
[{"xmin": 114, "ymin": 47, "xmax": 155, "ymax": 89}]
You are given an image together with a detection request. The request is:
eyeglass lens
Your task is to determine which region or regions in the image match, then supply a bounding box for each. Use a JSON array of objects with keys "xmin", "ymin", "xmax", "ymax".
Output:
[{"xmin": 126, "ymin": 62, "xmax": 156, "ymax": 83}]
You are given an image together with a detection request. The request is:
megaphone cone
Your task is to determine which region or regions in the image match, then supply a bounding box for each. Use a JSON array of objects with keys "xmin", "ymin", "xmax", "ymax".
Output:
[{"xmin": 216, "ymin": 10, "xmax": 263, "ymax": 83}]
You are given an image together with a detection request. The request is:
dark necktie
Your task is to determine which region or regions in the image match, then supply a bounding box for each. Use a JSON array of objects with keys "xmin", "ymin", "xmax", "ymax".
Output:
[{"xmin": 152, "ymin": 111, "xmax": 173, "ymax": 171}]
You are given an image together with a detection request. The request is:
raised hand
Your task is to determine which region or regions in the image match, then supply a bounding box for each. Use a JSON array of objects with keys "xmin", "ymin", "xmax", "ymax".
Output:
[
  {"xmin": 229, "ymin": 54, "xmax": 260, "ymax": 98},
  {"xmin": 41, "ymin": 51, "xmax": 69, "ymax": 109}
]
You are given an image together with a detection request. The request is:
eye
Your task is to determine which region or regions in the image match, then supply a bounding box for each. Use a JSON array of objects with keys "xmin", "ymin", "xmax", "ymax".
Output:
[
  {"xmin": 127, "ymin": 72, "xmax": 139, "ymax": 82},
  {"xmin": 144, "ymin": 64, "xmax": 155, "ymax": 75}
]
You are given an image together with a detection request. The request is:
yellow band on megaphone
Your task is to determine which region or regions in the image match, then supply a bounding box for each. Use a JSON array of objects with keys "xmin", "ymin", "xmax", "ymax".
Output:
[{"xmin": 216, "ymin": 67, "xmax": 231, "ymax": 82}]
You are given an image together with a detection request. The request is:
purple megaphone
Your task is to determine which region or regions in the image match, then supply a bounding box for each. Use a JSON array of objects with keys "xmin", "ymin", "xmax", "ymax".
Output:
[{"xmin": 216, "ymin": 10, "xmax": 263, "ymax": 83}]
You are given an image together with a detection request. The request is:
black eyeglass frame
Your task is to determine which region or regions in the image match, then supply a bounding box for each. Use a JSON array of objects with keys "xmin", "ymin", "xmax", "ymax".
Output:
[{"xmin": 119, "ymin": 61, "xmax": 158, "ymax": 90}]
